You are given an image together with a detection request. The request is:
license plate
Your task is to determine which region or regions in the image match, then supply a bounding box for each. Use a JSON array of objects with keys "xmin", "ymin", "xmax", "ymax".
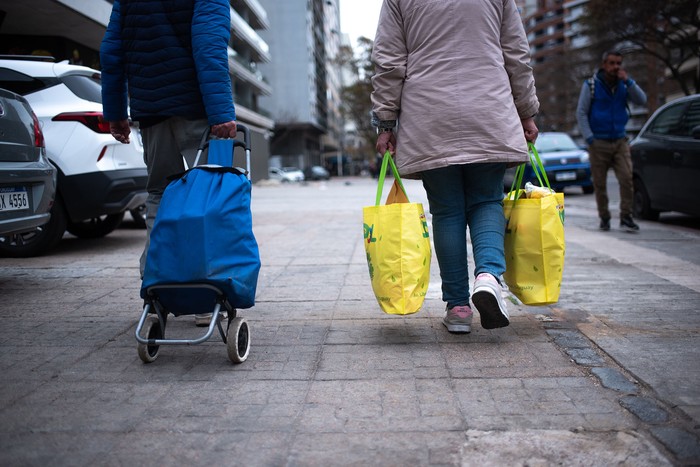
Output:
[
  {"xmin": 0, "ymin": 187, "xmax": 30, "ymax": 212},
  {"xmin": 555, "ymin": 171, "xmax": 576, "ymax": 181}
]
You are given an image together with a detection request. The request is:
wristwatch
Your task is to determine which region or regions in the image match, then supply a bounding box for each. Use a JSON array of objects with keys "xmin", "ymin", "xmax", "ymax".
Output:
[{"xmin": 376, "ymin": 127, "xmax": 393, "ymax": 134}]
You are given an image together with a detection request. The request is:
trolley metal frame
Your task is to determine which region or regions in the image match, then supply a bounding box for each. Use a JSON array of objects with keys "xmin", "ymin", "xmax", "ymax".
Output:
[{"xmin": 134, "ymin": 124, "xmax": 253, "ymax": 363}]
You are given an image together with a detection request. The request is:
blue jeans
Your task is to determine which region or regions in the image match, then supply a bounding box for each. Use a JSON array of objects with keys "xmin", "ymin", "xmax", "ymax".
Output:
[{"xmin": 421, "ymin": 163, "xmax": 507, "ymax": 309}]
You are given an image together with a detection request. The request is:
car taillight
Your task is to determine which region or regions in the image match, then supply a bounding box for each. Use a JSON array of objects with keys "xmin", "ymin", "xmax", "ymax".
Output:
[
  {"xmin": 31, "ymin": 111, "xmax": 45, "ymax": 148},
  {"xmin": 52, "ymin": 111, "xmax": 111, "ymax": 134}
]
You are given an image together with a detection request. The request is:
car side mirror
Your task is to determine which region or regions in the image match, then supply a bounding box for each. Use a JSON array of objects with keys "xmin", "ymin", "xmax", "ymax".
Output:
[{"xmin": 692, "ymin": 125, "xmax": 700, "ymax": 140}]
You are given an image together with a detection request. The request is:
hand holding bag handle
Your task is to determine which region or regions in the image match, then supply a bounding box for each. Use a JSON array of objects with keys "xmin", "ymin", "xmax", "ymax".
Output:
[
  {"xmin": 363, "ymin": 150, "xmax": 431, "ymax": 315},
  {"xmin": 376, "ymin": 151, "xmax": 409, "ymax": 205},
  {"xmin": 507, "ymin": 142, "xmax": 552, "ymax": 202}
]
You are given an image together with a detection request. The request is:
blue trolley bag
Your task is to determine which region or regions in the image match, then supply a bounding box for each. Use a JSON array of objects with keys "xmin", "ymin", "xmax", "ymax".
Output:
[{"xmin": 140, "ymin": 138, "xmax": 260, "ymax": 315}]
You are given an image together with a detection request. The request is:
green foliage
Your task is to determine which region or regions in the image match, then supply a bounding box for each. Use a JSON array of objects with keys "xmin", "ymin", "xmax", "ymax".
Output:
[
  {"xmin": 583, "ymin": 0, "xmax": 700, "ymax": 94},
  {"xmin": 338, "ymin": 37, "xmax": 376, "ymax": 158}
]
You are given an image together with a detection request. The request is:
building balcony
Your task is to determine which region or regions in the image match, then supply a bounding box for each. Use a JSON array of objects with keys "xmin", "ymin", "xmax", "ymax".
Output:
[
  {"xmin": 230, "ymin": 0, "xmax": 270, "ymax": 29},
  {"xmin": 530, "ymin": 30, "xmax": 565, "ymax": 47},
  {"xmin": 0, "ymin": 0, "xmax": 112, "ymax": 49},
  {"xmin": 230, "ymin": 7, "xmax": 271, "ymax": 62},
  {"xmin": 235, "ymin": 103, "xmax": 274, "ymax": 130},
  {"xmin": 228, "ymin": 49, "xmax": 272, "ymax": 96}
]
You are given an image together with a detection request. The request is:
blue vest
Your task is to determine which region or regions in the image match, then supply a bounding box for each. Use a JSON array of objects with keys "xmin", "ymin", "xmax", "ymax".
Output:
[{"xmin": 588, "ymin": 72, "xmax": 629, "ymax": 140}]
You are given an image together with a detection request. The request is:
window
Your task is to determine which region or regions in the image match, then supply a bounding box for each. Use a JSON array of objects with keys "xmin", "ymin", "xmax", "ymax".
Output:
[
  {"xmin": 0, "ymin": 68, "xmax": 57, "ymax": 96},
  {"xmin": 647, "ymin": 102, "xmax": 686, "ymax": 136},
  {"xmin": 62, "ymin": 74, "xmax": 102, "ymax": 104},
  {"xmin": 680, "ymin": 99, "xmax": 700, "ymax": 137}
]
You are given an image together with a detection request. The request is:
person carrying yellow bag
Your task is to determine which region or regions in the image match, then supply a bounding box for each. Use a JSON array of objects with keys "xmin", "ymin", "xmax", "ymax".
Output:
[
  {"xmin": 503, "ymin": 143, "xmax": 565, "ymax": 305},
  {"xmin": 363, "ymin": 151, "xmax": 431, "ymax": 315},
  {"xmin": 370, "ymin": 0, "xmax": 539, "ymax": 332}
]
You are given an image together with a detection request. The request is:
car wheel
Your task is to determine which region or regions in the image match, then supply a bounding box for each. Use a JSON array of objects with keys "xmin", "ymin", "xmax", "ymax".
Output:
[
  {"xmin": 0, "ymin": 196, "xmax": 68, "ymax": 257},
  {"xmin": 130, "ymin": 204, "xmax": 147, "ymax": 229},
  {"xmin": 66, "ymin": 212, "xmax": 125, "ymax": 238},
  {"xmin": 633, "ymin": 177, "xmax": 659, "ymax": 221},
  {"xmin": 582, "ymin": 185, "xmax": 594, "ymax": 194}
]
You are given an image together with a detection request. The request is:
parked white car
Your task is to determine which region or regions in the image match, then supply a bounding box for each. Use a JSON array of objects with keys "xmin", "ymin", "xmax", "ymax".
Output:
[
  {"xmin": 268, "ymin": 166, "xmax": 305, "ymax": 183},
  {"xmin": 0, "ymin": 56, "xmax": 147, "ymax": 256}
]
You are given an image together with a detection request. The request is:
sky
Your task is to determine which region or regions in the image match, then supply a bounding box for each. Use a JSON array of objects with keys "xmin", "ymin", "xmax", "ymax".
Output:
[{"xmin": 339, "ymin": 0, "xmax": 382, "ymax": 49}]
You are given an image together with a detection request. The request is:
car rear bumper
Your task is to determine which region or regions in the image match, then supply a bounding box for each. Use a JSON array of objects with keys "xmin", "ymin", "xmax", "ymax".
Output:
[
  {"xmin": 546, "ymin": 165, "xmax": 592, "ymax": 189},
  {"xmin": 0, "ymin": 160, "xmax": 57, "ymax": 235},
  {"xmin": 0, "ymin": 212, "xmax": 52, "ymax": 235},
  {"xmin": 529, "ymin": 164, "xmax": 592, "ymax": 189},
  {"xmin": 59, "ymin": 168, "xmax": 148, "ymax": 222}
]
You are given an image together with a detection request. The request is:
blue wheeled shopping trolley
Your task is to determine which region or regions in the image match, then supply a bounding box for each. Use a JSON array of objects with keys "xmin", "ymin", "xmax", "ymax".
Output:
[{"xmin": 135, "ymin": 124, "xmax": 260, "ymax": 363}]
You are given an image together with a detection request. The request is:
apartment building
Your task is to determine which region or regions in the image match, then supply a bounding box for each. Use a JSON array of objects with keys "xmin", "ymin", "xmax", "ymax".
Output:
[
  {"xmin": 0, "ymin": 0, "xmax": 273, "ymax": 181},
  {"xmin": 523, "ymin": 0, "xmax": 580, "ymax": 133},
  {"xmin": 515, "ymin": 0, "xmax": 539, "ymax": 18},
  {"xmin": 257, "ymin": 0, "xmax": 344, "ymax": 173}
]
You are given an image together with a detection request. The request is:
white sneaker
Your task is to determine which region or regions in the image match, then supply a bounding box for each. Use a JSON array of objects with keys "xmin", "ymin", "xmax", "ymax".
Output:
[
  {"xmin": 471, "ymin": 273, "xmax": 510, "ymax": 329},
  {"xmin": 443, "ymin": 305, "xmax": 473, "ymax": 334}
]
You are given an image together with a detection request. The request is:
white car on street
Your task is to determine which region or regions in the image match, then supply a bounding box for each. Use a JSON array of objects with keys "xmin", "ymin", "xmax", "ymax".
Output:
[
  {"xmin": 0, "ymin": 56, "xmax": 147, "ymax": 257},
  {"xmin": 268, "ymin": 166, "xmax": 305, "ymax": 183}
]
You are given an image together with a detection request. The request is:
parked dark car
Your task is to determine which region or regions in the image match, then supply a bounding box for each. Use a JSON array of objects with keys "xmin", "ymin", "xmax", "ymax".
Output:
[
  {"xmin": 0, "ymin": 88, "xmax": 56, "ymax": 242},
  {"xmin": 630, "ymin": 94, "xmax": 700, "ymax": 220},
  {"xmin": 304, "ymin": 165, "xmax": 330, "ymax": 181},
  {"xmin": 504, "ymin": 132, "xmax": 593, "ymax": 193}
]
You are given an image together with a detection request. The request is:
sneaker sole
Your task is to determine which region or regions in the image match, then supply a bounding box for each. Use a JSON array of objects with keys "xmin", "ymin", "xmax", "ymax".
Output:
[
  {"xmin": 471, "ymin": 290, "xmax": 510, "ymax": 330},
  {"xmin": 442, "ymin": 320, "xmax": 471, "ymax": 334}
]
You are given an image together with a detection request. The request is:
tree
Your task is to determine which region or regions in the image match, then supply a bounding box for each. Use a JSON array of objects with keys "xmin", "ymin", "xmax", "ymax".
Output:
[
  {"xmin": 583, "ymin": 0, "xmax": 700, "ymax": 95},
  {"xmin": 338, "ymin": 37, "xmax": 376, "ymax": 159}
]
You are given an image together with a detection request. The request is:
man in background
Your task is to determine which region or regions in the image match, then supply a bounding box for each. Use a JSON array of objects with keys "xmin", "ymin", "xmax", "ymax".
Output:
[{"xmin": 576, "ymin": 50, "xmax": 647, "ymax": 232}]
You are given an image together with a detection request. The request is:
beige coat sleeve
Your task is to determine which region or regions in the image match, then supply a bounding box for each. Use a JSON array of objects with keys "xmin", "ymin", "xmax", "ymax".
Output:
[
  {"xmin": 500, "ymin": 0, "xmax": 539, "ymax": 119},
  {"xmin": 370, "ymin": 0, "xmax": 407, "ymax": 122}
]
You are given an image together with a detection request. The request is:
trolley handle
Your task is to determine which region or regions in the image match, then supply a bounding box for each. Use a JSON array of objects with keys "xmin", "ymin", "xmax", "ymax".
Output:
[
  {"xmin": 193, "ymin": 123, "xmax": 253, "ymax": 178},
  {"xmin": 196, "ymin": 123, "xmax": 251, "ymax": 153}
]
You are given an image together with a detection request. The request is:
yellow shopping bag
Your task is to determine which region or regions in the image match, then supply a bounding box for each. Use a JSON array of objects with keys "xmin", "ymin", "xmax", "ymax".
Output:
[
  {"xmin": 363, "ymin": 152, "xmax": 431, "ymax": 315},
  {"xmin": 503, "ymin": 143, "xmax": 565, "ymax": 305}
]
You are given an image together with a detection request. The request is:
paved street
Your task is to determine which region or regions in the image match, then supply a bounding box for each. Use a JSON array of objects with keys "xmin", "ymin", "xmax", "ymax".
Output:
[{"xmin": 1, "ymin": 175, "xmax": 699, "ymax": 466}]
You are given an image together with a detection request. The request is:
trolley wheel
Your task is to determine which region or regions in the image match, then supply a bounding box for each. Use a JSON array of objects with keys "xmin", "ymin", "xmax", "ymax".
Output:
[
  {"xmin": 227, "ymin": 317, "xmax": 250, "ymax": 364},
  {"xmin": 137, "ymin": 315, "xmax": 162, "ymax": 363}
]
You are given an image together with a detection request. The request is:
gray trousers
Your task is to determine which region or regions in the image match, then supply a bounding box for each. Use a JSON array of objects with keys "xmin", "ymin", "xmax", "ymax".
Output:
[{"xmin": 139, "ymin": 117, "xmax": 209, "ymax": 276}]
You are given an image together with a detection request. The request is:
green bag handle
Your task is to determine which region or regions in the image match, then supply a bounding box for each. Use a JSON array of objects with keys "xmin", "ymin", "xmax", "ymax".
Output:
[
  {"xmin": 375, "ymin": 150, "xmax": 409, "ymax": 206},
  {"xmin": 508, "ymin": 142, "xmax": 552, "ymax": 201},
  {"xmin": 529, "ymin": 142, "xmax": 552, "ymax": 190}
]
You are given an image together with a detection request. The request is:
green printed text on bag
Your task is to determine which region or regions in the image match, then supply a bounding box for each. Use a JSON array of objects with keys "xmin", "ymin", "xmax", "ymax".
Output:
[
  {"xmin": 503, "ymin": 143, "xmax": 565, "ymax": 305},
  {"xmin": 363, "ymin": 152, "xmax": 431, "ymax": 315}
]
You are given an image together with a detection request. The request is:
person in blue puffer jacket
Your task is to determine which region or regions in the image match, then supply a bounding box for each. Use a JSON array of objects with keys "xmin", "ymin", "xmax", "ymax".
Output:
[
  {"xmin": 100, "ymin": 0, "xmax": 237, "ymax": 327},
  {"xmin": 576, "ymin": 50, "xmax": 647, "ymax": 233}
]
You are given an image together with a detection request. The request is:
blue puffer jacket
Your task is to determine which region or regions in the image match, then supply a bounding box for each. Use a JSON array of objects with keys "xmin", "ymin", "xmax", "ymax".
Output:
[{"xmin": 100, "ymin": 0, "xmax": 235, "ymax": 125}]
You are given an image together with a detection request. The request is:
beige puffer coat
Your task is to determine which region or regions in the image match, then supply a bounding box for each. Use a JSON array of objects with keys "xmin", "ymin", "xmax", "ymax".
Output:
[{"xmin": 371, "ymin": 0, "xmax": 539, "ymax": 177}]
